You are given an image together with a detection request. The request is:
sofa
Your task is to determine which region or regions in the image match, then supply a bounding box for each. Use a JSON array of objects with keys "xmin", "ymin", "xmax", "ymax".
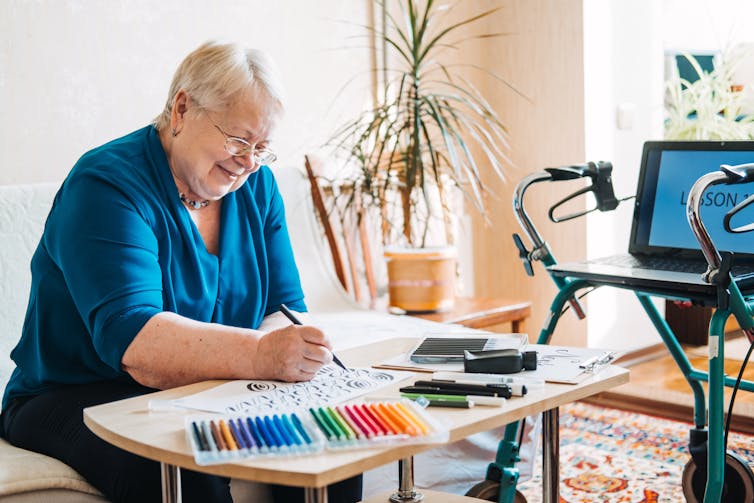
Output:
[{"xmin": 0, "ymin": 169, "xmax": 506, "ymax": 501}]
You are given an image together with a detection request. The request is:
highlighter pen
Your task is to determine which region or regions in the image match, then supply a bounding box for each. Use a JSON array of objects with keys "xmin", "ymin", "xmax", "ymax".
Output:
[
  {"xmin": 279, "ymin": 304, "xmax": 348, "ymax": 371},
  {"xmin": 401, "ymin": 392, "xmax": 505, "ymax": 407}
]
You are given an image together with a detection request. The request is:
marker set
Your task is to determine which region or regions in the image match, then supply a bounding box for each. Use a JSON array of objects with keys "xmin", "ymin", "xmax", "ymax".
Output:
[{"xmin": 186, "ymin": 400, "xmax": 447, "ymax": 465}]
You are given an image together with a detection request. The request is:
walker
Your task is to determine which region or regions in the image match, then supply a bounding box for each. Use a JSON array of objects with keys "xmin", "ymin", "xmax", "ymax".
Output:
[{"xmin": 468, "ymin": 161, "xmax": 754, "ymax": 502}]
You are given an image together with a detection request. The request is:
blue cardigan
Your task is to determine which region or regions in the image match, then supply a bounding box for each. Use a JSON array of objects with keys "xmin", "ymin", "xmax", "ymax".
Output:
[{"xmin": 3, "ymin": 126, "xmax": 305, "ymax": 407}]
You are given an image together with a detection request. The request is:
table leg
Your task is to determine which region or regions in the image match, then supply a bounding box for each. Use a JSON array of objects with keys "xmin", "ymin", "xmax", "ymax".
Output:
[
  {"xmin": 160, "ymin": 462, "xmax": 182, "ymax": 503},
  {"xmin": 304, "ymin": 486, "xmax": 328, "ymax": 503},
  {"xmin": 542, "ymin": 407, "xmax": 559, "ymax": 503},
  {"xmin": 389, "ymin": 456, "xmax": 424, "ymax": 502}
]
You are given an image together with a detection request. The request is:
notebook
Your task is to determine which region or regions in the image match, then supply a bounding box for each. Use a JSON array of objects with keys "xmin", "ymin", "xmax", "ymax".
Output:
[{"xmin": 547, "ymin": 140, "xmax": 754, "ymax": 304}]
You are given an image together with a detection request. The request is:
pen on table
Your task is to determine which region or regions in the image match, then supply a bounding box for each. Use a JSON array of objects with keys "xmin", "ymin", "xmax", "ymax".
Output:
[
  {"xmin": 432, "ymin": 371, "xmax": 545, "ymax": 388},
  {"xmin": 424, "ymin": 378, "xmax": 527, "ymax": 397},
  {"xmin": 412, "ymin": 380, "xmax": 513, "ymax": 399},
  {"xmin": 279, "ymin": 304, "xmax": 348, "ymax": 371},
  {"xmin": 578, "ymin": 351, "xmax": 615, "ymax": 370}
]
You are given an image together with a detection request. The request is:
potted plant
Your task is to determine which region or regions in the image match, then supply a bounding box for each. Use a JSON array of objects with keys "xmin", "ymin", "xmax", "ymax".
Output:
[
  {"xmin": 323, "ymin": 0, "xmax": 516, "ymax": 312},
  {"xmin": 665, "ymin": 51, "xmax": 754, "ymax": 140}
]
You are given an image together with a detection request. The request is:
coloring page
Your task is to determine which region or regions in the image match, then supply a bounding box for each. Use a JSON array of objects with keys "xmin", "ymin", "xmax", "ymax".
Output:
[{"xmin": 171, "ymin": 366, "xmax": 411, "ymax": 415}]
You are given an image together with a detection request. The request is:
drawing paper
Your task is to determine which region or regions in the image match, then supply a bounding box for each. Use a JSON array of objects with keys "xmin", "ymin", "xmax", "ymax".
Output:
[{"xmin": 170, "ymin": 366, "xmax": 411, "ymax": 415}]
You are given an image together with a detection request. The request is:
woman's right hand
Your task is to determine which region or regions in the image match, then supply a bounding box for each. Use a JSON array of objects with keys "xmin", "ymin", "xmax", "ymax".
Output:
[{"xmin": 254, "ymin": 324, "xmax": 334, "ymax": 382}]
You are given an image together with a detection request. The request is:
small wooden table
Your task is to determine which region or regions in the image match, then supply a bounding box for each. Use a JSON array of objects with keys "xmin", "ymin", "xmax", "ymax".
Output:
[
  {"xmin": 409, "ymin": 296, "xmax": 532, "ymax": 333},
  {"xmin": 84, "ymin": 338, "xmax": 627, "ymax": 503}
]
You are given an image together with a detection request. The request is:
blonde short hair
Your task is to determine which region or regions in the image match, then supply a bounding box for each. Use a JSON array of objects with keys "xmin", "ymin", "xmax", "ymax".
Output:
[{"xmin": 153, "ymin": 41, "xmax": 285, "ymax": 130}]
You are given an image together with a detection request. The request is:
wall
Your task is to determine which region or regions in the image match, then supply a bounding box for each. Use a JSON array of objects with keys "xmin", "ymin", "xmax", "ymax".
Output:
[
  {"xmin": 582, "ymin": 0, "xmax": 665, "ymax": 350},
  {"xmin": 582, "ymin": 0, "xmax": 754, "ymax": 350},
  {"xmin": 468, "ymin": 0, "xmax": 588, "ymax": 347},
  {"xmin": 0, "ymin": 0, "xmax": 371, "ymax": 186}
]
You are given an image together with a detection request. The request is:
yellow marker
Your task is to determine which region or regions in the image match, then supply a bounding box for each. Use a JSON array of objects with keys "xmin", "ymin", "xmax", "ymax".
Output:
[{"xmin": 394, "ymin": 401, "xmax": 430, "ymax": 435}]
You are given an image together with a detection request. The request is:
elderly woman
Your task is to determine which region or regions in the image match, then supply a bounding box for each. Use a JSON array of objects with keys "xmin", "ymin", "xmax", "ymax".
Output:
[{"xmin": 0, "ymin": 41, "xmax": 361, "ymax": 502}]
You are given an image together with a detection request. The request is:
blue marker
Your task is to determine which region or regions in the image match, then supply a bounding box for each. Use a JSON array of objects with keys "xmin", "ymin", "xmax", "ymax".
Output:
[
  {"xmin": 228, "ymin": 419, "xmax": 247, "ymax": 449},
  {"xmin": 236, "ymin": 418, "xmax": 256, "ymax": 450},
  {"xmin": 201, "ymin": 421, "xmax": 217, "ymax": 452},
  {"xmin": 281, "ymin": 414, "xmax": 303, "ymax": 446},
  {"xmin": 264, "ymin": 416, "xmax": 287, "ymax": 448},
  {"xmin": 256, "ymin": 416, "xmax": 278, "ymax": 449},
  {"xmin": 291, "ymin": 413, "xmax": 312, "ymax": 444},
  {"xmin": 192, "ymin": 421, "xmax": 209, "ymax": 451},
  {"xmin": 246, "ymin": 417, "xmax": 267, "ymax": 451},
  {"xmin": 273, "ymin": 415, "xmax": 295, "ymax": 446}
]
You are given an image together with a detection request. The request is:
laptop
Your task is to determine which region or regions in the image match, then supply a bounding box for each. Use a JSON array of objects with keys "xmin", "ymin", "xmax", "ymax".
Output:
[{"xmin": 547, "ymin": 140, "xmax": 754, "ymax": 304}]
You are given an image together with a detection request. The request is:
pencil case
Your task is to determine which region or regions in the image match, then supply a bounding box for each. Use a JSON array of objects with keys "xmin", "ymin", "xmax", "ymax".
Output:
[{"xmin": 185, "ymin": 399, "xmax": 449, "ymax": 465}]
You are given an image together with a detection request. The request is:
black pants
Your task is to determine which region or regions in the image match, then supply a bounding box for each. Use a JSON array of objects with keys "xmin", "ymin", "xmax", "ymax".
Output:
[{"xmin": 1, "ymin": 380, "xmax": 362, "ymax": 503}]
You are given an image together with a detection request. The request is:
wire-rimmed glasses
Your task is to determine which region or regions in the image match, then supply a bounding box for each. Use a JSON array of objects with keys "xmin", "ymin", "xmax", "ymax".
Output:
[{"xmin": 210, "ymin": 121, "xmax": 277, "ymax": 166}]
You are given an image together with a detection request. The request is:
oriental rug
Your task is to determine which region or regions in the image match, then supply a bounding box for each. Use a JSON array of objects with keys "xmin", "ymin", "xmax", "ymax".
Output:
[{"xmin": 517, "ymin": 402, "xmax": 754, "ymax": 502}]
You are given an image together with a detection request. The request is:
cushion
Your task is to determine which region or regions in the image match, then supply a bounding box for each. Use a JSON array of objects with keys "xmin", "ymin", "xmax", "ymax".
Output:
[
  {"xmin": 0, "ymin": 183, "xmax": 59, "ymax": 400},
  {"xmin": 0, "ymin": 439, "xmax": 103, "ymax": 498}
]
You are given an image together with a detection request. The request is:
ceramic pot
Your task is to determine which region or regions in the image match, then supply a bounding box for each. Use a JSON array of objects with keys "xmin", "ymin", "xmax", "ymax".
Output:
[{"xmin": 384, "ymin": 246, "xmax": 456, "ymax": 313}]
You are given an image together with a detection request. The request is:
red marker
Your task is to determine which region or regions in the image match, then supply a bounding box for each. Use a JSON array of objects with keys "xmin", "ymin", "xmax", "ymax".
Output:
[
  {"xmin": 357, "ymin": 403, "xmax": 389, "ymax": 436},
  {"xmin": 349, "ymin": 404, "xmax": 381, "ymax": 437}
]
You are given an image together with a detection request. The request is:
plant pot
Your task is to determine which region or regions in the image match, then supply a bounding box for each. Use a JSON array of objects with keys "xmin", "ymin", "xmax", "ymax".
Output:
[{"xmin": 384, "ymin": 246, "xmax": 456, "ymax": 313}]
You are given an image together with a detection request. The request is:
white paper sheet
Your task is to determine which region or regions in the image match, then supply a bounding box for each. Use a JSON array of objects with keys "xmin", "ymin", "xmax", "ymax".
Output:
[{"xmin": 167, "ymin": 365, "xmax": 412, "ymax": 415}]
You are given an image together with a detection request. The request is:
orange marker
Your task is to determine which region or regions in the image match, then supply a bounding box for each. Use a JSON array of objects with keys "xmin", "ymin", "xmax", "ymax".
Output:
[
  {"xmin": 219, "ymin": 419, "xmax": 239, "ymax": 450},
  {"xmin": 371, "ymin": 403, "xmax": 403, "ymax": 435},
  {"xmin": 362, "ymin": 403, "xmax": 398, "ymax": 435},
  {"xmin": 394, "ymin": 402, "xmax": 430, "ymax": 435},
  {"xmin": 379, "ymin": 403, "xmax": 417, "ymax": 435}
]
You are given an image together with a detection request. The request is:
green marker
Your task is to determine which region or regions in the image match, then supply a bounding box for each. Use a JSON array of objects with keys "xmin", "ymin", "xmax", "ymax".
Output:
[
  {"xmin": 319, "ymin": 407, "xmax": 346, "ymax": 439},
  {"xmin": 309, "ymin": 407, "xmax": 338, "ymax": 439},
  {"xmin": 400, "ymin": 393, "xmax": 469, "ymax": 402},
  {"xmin": 326, "ymin": 406, "xmax": 355, "ymax": 439},
  {"xmin": 401, "ymin": 393, "xmax": 474, "ymax": 408}
]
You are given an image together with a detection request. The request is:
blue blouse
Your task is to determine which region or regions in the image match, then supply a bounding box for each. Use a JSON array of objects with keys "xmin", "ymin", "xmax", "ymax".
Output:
[{"xmin": 2, "ymin": 126, "xmax": 305, "ymax": 408}]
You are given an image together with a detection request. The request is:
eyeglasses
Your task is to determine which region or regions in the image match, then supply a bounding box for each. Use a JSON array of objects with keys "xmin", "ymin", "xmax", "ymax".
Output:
[{"xmin": 210, "ymin": 120, "xmax": 277, "ymax": 166}]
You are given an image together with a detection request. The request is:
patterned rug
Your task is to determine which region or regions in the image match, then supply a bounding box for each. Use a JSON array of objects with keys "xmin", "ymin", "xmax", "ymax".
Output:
[{"xmin": 517, "ymin": 402, "xmax": 754, "ymax": 502}]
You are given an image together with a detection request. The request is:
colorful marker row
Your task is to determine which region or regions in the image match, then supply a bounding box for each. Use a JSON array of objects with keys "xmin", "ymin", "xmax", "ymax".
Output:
[
  {"xmin": 308, "ymin": 402, "xmax": 434, "ymax": 443},
  {"xmin": 187, "ymin": 401, "xmax": 442, "ymax": 464},
  {"xmin": 190, "ymin": 413, "xmax": 322, "ymax": 456}
]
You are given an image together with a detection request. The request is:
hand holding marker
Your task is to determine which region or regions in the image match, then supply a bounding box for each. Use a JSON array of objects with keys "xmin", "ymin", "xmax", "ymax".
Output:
[{"xmin": 279, "ymin": 304, "xmax": 348, "ymax": 371}]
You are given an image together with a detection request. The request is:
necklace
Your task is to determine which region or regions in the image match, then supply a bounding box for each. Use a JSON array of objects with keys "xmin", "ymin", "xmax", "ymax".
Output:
[{"xmin": 179, "ymin": 193, "xmax": 210, "ymax": 210}]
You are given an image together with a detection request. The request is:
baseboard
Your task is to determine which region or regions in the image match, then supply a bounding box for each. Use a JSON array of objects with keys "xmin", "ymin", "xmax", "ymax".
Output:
[{"xmin": 613, "ymin": 343, "xmax": 666, "ymax": 367}]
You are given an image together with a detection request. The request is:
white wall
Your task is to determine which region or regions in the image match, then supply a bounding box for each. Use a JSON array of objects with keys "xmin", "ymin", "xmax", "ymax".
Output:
[
  {"xmin": 583, "ymin": 0, "xmax": 754, "ymax": 350},
  {"xmin": 0, "ymin": 0, "xmax": 371, "ymax": 186}
]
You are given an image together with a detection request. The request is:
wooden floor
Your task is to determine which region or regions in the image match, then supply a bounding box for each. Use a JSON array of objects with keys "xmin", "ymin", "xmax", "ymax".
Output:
[{"xmin": 582, "ymin": 337, "xmax": 754, "ymax": 435}]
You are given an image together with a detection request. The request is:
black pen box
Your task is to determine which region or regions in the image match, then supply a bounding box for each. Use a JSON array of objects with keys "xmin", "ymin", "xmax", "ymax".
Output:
[{"xmin": 185, "ymin": 400, "xmax": 449, "ymax": 465}]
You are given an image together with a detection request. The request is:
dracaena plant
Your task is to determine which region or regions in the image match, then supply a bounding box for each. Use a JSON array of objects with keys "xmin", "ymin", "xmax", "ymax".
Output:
[
  {"xmin": 326, "ymin": 0, "xmax": 516, "ymax": 248},
  {"xmin": 665, "ymin": 52, "xmax": 754, "ymax": 140}
]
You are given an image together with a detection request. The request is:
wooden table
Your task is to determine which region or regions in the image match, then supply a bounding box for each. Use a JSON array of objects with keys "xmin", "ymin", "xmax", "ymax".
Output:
[
  {"xmin": 84, "ymin": 338, "xmax": 628, "ymax": 503},
  {"xmin": 409, "ymin": 296, "xmax": 532, "ymax": 332}
]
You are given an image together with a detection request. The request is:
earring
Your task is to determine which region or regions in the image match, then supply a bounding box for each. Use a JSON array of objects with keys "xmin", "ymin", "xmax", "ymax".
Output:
[{"xmin": 172, "ymin": 128, "xmax": 179, "ymax": 137}]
